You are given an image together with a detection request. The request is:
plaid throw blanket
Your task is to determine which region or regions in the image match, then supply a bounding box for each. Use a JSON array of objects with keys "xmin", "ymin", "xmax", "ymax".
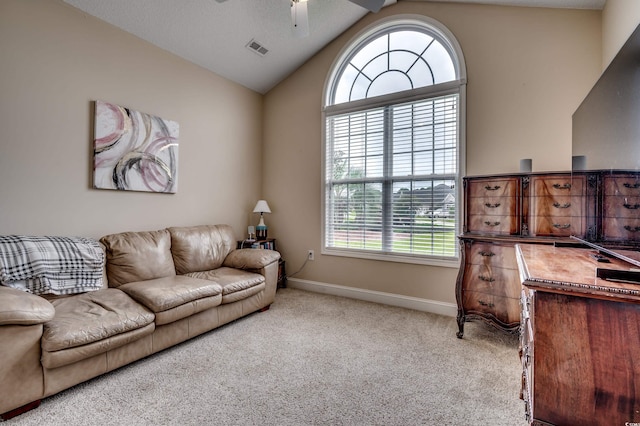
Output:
[{"xmin": 0, "ymin": 235, "xmax": 104, "ymax": 295}]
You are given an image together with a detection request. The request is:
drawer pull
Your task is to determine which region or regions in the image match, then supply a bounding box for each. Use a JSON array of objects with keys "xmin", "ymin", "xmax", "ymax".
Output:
[
  {"xmin": 552, "ymin": 183, "xmax": 571, "ymax": 190},
  {"xmin": 553, "ymin": 202, "xmax": 571, "ymax": 209},
  {"xmin": 623, "ymin": 182, "xmax": 640, "ymax": 189},
  {"xmin": 484, "ymin": 185, "xmax": 501, "ymax": 191},
  {"xmin": 624, "ymin": 226, "xmax": 640, "ymax": 233},
  {"xmin": 478, "ymin": 275, "xmax": 495, "ymax": 282},
  {"xmin": 484, "ymin": 221, "xmax": 501, "ymax": 227},
  {"xmin": 624, "ymin": 203, "xmax": 640, "ymax": 210},
  {"xmin": 484, "ymin": 202, "xmax": 501, "ymax": 208},
  {"xmin": 553, "ymin": 223, "xmax": 571, "ymax": 229},
  {"xmin": 479, "ymin": 251, "xmax": 495, "ymax": 257},
  {"xmin": 478, "ymin": 299, "xmax": 495, "ymax": 308}
]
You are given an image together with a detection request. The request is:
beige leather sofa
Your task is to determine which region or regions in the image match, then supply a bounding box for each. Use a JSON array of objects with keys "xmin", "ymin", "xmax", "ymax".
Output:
[{"xmin": 0, "ymin": 224, "xmax": 280, "ymax": 419}]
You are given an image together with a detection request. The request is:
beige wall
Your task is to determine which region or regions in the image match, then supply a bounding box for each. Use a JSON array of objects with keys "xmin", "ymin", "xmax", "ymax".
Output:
[
  {"xmin": 0, "ymin": 0, "xmax": 263, "ymax": 239},
  {"xmin": 602, "ymin": 0, "xmax": 640, "ymax": 69},
  {"xmin": 263, "ymin": 2, "xmax": 601, "ymax": 304},
  {"xmin": 0, "ymin": 0, "xmax": 605, "ymax": 308}
]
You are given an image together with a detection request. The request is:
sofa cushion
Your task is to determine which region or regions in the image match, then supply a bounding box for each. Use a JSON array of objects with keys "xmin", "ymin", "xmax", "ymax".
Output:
[
  {"xmin": 100, "ymin": 229, "xmax": 176, "ymax": 287},
  {"xmin": 223, "ymin": 248, "xmax": 280, "ymax": 270},
  {"xmin": 186, "ymin": 267, "xmax": 265, "ymax": 304},
  {"xmin": 118, "ymin": 275, "xmax": 222, "ymax": 312},
  {"xmin": 0, "ymin": 286, "xmax": 55, "ymax": 325},
  {"xmin": 42, "ymin": 288, "xmax": 155, "ymax": 353},
  {"xmin": 168, "ymin": 225, "xmax": 235, "ymax": 274}
]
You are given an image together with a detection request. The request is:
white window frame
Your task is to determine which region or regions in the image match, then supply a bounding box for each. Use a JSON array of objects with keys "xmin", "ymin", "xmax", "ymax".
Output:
[{"xmin": 321, "ymin": 15, "xmax": 467, "ymax": 268}]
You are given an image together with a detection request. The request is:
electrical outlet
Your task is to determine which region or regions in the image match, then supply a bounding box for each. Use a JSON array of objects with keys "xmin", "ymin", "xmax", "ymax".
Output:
[{"xmin": 307, "ymin": 250, "xmax": 314, "ymax": 261}]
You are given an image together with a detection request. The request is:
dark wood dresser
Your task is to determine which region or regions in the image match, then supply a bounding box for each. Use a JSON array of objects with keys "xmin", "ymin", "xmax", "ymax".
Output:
[
  {"xmin": 456, "ymin": 170, "xmax": 640, "ymax": 424},
  {"xmin": 455, "ymin": 171, "xmax": 581, "ymax": 338},
  {"xmin": 455, "ymin": 170, "xmax": 640, "ymax": 338}
]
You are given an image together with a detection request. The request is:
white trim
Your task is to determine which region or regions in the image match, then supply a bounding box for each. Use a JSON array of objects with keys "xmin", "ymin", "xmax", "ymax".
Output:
[
  {"xmin": 286, "ymin": 278, "xmax": 457, "ymax": 318},
  {"xmin": 321, "ymin": 247, "xmax": 460, "ymax": 268}
]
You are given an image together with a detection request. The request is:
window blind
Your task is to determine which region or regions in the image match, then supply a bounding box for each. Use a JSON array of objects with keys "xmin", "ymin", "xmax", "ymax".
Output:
[{"xmin": 325, "ymin": 93, "xmax": 459, "ymax": 258}]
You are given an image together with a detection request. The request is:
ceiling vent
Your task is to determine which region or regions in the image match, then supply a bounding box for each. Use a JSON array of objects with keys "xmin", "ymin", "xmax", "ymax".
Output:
[{"xmin": 246, "ymin": 39, "xmax": 269, "ymax": 57}]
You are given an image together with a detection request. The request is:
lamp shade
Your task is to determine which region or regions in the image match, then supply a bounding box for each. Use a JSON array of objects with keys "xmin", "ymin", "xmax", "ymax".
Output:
[{"xmin": 253, "ymin": 200, "xmax": 271, "ymax": 214}]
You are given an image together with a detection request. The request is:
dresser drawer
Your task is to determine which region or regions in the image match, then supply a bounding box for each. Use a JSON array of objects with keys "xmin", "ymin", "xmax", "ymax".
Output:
[
  {"xmin": 468, "ymin": 196, "xmax": 516, "ymax": 216},
  {"xmin": 468, "ymin": 178, "xmax": 519, "ymax": 198},
  {"xmin": 531, "ymin": 175, "xmax": 582, "ymax": 196},
  {"xmin": 530, "ymin": 215, "xmax": 584, "ymax": 237},
  {"xmin": 604, "ymin": 196, "xmax": 640, "ymax": 218},
  {"xmin": 530, "ymin": 194, "xmax": 585, "ymax": 218},
  {"xmin": 461, "ymin": 264, "xmax": 521, "ymax": 298},
  {"xmin": 467, "ymin": 242, "xmax": 517, "ymax": 269},
  {"xmin": 602, "ymin": 218, "xmax": 640, "ymax": 241},
  {"xmin": 467, "ymin": 214, "xmax": 519, "ymax": 235},
  {"xmin": 604, "ymin": 175, "xmax": 640, "ymax": 196},
  {"xmin": 461, "ymin": 290, "xmax": 521, "ymax": 325}
]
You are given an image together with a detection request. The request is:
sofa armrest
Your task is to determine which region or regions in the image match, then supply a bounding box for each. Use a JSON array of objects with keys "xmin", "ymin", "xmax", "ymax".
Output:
[
  {"xmin": 223, "ymin": 249, "xmax": 280, "ymax": 270},
  {"xmin": 0, "ymin": 286, "xmax": 55, "ymax": 326}
]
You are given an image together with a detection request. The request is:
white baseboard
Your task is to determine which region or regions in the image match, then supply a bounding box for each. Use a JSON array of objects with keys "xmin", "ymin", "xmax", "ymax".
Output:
[{"xmin": 285, "ymin": 278, "xmax": 457, "ymax": 318}]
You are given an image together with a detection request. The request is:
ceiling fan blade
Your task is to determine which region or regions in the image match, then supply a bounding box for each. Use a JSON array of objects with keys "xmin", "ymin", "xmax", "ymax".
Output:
[
  {"xmin": 291, "ymin": 0, "xmax": 309, "ymax": 38},
  {"xmin": 348, "ymin": 0, "xmax": 385, "ymax": 13}
]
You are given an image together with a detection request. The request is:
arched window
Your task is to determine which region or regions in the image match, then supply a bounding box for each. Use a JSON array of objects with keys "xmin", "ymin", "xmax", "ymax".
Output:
[{"xmin": 323, "ymin": 16, "xmax": 466, "ymax": 265}]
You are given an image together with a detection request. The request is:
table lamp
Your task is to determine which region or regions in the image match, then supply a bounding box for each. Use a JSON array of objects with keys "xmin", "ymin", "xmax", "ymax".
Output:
[{"xmin": 253, "ymin": 200, "xmax": 271, "ymax": 240}]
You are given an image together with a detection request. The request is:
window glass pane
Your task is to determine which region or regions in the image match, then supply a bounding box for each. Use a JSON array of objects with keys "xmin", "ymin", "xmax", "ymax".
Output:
[
  {"xmin": 433, "ymin": 148, "xmax": 456, "ymax": 174},
  {"xmin": 366, "ymin": 155, "xmax": 384, "ymax": 177},
  {"xmin": 393, "ymin": 127, "xmax": 412, "ymax": 153},
  {"xmin": 393, "ymin": 152, "xmax": 412, "ymax": 176},
  {"xmin": 350, "ymin": 135, "xmax": 365, "ymax": 157},
  {"xmin": 351, "ymin": 35, "xmax": 388, "ymax": 69},
  {"xmin": 329, "ymin": 182, "xmax": 382, "ymax": 250},
  {"xmin": 362, "ymin": 54, "xmax": 389, "ymax": 81},
  {"xmin": 414, "ymin": 150, "xmax": 434, "ymax": 175},
  {"xmin": 407, "ymin": 60, "xmax": 434, "ymax": 88},
  {"xmin": 389, "ymin": 51, "xmax": 418, "ymax": 72},
  {"xmin": 390, "ymin": 180, "xmax": 456, "ymax": 256},
  {"xmin": 368, "ymin": 71, "xmax": 413, "ymax": 98},
  {"xmin": 334, "ymin": 64, "xmax": 359, "ymax": 105},
  {"xmin": 423, "ymin": 41, "xmax": 456, "ymax": 84},
  {"xmin": 389, "ymin": 31, "xmax": 433, "ymax": 53},
  {"xmin": 367, "ymin": 133, "xmax": 384, "ymax": 156},
  {"xmin": 351, "ymin": 73, "xmax": 370, "ymax": 101},
  {"xmin": 413, "ymin": 125, "xmax": 433, "ymax": 151},
  {"xmin": 414, "ymin": 101, "xmax": 435, "ymax": 126}
]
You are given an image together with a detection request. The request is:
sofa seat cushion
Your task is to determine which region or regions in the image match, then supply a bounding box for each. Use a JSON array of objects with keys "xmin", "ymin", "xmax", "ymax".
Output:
[
  {"xmin": 185, "ymin": 267, "xmax": 265, "ymax": 304},
  {"xmin": 118, "ymin": 276, "xmax": 223, "ymax": 326},
  {"xmin": 41, "ymin": 288, "xmax": 155, "ymax": 368}
]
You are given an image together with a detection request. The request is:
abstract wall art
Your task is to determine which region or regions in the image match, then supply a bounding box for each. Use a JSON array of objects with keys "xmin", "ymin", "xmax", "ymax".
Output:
[{"xmin": 93, "ymin": 100, "xmax": 179, "ymax": 193}]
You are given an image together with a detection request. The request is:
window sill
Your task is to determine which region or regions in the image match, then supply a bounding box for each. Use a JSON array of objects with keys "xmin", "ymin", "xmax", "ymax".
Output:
[{"xmin": 321, "ymin": 248, "xmax": 460, "ymax": 268}]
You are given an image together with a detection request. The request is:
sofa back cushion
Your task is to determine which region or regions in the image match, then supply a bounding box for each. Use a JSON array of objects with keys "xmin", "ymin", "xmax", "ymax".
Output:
[
  {"xmin": 169, "ymin": 225, "xmax": 235, "ymax": 274},
  {"xmin": 100, "ymin": 229, "xmax": 176, "ymax": 287}
]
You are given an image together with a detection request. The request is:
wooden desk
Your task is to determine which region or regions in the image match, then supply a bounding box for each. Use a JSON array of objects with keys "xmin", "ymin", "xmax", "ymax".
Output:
[{"xmin": 516, "ymin": 244, "xmax": 640, "ymax": 426}]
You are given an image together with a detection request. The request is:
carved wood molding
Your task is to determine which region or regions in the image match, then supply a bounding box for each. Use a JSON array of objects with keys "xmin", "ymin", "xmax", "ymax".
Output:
[{"xmin": 524, "ymin": 276, "xmax": 640, "ymax": 298}]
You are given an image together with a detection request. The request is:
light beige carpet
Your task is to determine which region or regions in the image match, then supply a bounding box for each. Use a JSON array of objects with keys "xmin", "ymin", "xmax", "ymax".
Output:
[{"xmin": 8, "ymin": 288, "xmax": 527, "ymax": 425}]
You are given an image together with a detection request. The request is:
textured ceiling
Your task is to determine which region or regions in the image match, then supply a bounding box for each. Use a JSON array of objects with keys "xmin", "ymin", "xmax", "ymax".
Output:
[{"xmin": 62, "ymin": 0, "xmax": 606, "ymax": 94}]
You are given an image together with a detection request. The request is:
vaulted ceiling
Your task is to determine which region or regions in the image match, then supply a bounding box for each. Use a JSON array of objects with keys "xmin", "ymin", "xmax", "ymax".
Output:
[{"xmin": 62, "ymin": 0, "xmax": 606, "ymax": 94}]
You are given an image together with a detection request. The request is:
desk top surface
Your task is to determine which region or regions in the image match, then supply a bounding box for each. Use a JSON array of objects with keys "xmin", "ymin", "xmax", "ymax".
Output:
[{"xmin": 516, "ymin": 244, "xmax": 640, "ymax": 302}]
